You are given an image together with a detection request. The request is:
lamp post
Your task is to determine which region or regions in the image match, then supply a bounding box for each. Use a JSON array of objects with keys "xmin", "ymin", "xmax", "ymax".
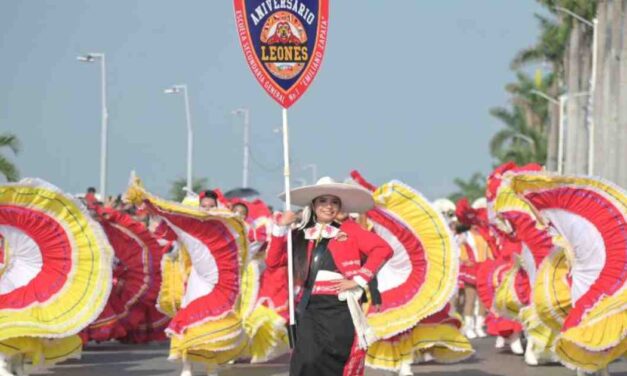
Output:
[
  {"xmin": 530, "ymin": 90, "xmax": 563, "ymax": 173},
  {"xmin": 555, "ymin": 6, "xmax": 598, "ymax": 175},
  {"xmin": 232, "ymin": 108, "xmax": 250, "ymax": 188},
  {"xmin": 164, "ymin": 84, "xmax": 193, "ymax": 192},
  {"xmin": 531, "ymin": 89, "xmax": 589, "ymax": 174},
  {"xmin": 77, "ymin": 53, "xmax": 108, "ymax": 199}
]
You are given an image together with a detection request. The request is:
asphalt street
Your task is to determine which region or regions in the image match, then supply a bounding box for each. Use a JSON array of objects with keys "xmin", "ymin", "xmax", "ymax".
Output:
[{"xmin": 30, "ymin": 338, "xmax": 627, "ymax": 376}]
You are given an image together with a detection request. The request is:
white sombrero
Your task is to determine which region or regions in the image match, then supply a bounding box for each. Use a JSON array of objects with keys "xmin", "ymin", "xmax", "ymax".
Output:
[
  {"xmin": 432, "ymin": 198, "xmax": 456, "ymax": 214},
  {"xmin": 279, "ymin": 177, "xmax": 374, "ymax": 213},
  {"xmin": 472, "ymin": 197, "xmax": 487, "ymax": 209}
]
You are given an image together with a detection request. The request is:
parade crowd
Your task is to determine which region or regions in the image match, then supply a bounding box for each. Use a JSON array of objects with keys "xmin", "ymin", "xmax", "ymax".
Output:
[{"xmin": 0, "ymin": 163, "xmax": 624, "ymax": 376}]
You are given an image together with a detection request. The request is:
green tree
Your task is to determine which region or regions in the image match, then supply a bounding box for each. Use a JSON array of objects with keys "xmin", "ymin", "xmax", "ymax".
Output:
[
  {"xmin": 505, "ymin": 71, "xmax": 554, "ymax": 133},
  {"xmin": 536, "ymin": 0, "xmax": 597, "ymax": 25},
  {"xmin": 0, "ymin": 133, "xmax": 20, "ymax": 182},
  {"xmin": 489, "ymin": 104, "xmax": 548, "ymax": 166},
  {"xmin": 511, "ymin": 1, "xmax": 597, "ymax": 95},
  {"xmin": 511, "ymin": 12, "xmax": 570, "ymax": 72},
  {"xmin": 488, "ymin": 71, "xmax": 551, "ymax": 167},
  {"xmin": 169, "ymin": 177, "xmax": 209, "ymax": 202},
  {"xmin": 448, "ymin": 172, "xmax": 486, "ymax": 203},
  {"xmin": 452, "ymin": 0, "xmax": 595, "ymax": 198}
]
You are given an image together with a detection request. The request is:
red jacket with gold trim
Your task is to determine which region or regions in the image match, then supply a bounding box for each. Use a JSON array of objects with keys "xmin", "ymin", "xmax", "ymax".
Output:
[{"xmin": 266, "ymin": 220, "xmax": 393, "ymax": 289}]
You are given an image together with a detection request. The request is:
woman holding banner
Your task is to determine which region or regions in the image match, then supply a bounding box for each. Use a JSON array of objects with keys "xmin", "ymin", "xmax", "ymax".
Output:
[{"xmin": 266, "ymin": 177, "xmax": 392, "ymax": 376}]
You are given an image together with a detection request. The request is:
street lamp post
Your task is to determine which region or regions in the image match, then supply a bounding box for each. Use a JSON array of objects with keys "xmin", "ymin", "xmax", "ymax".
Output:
[
  {"xmin": 555, "ymin": 6, "xmax": 598, "ymax": 175},
  {"xmin": 557, "ymin": 95, "xmax": 567, "ymax": 175},
  {"xmin": 77, "ymin": 53, "xmax": 108, "ymax": 199},
  {"xmin": 164, "ymin": 85, "xmax": 193, "ymax": 192},
  {"xmin": 531, "ymin": 89, "xmax": 588, "ymax": 174},
  {"xmin": 530, "ymin": 89, "xmax": 562, "ymax": 173},
  {"xmin": 232, "ymin": 108, "xmax": 250, "ymax": 188}
]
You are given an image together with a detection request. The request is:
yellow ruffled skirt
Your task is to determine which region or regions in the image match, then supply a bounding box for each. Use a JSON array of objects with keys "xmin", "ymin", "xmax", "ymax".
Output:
[
  {"xmin": 159, "ymin": 249, "xmax": 248, "ymax": 368},
  {"xmin": 519, "ymin": 305, "xmax": 558, "ymax": 360},
  {"xmin": 495, "ymin": 262, "xmax": 556, "ymax": 355},
  {"xmin": 244, "ymin": 305, "xmax": 288, "ymax": 363},
  {"xmin": 366, "ymin": 322, "xmax": 474, "ymax": 371},
  {"xmin": 553, "ymin": 289, "xmax": 627, "ymax": 372},
  {"xmin": 169, "ymin": 312, "xmax": 247, "ymax": 368},
  {"xmin": 239, "ymin": 260, "xmax": 288, "ymax": 363},
  {"xmin": 0, "ymin": 335, "xmax": 82, "ymax": 367},
  {"xmin": 156, "ymin": 246, "xmax": 191, "ymax": 318},
  {"xmin": 534, "ymin": 249, "xmax": 571, "ymax": 332},
  {"xmin": 0, "ymin": 182, "xmax": 114, "ymax": 341},
  {"xmin": 535, "ymin": 248, "xmax": 627, "ymax": 372}
]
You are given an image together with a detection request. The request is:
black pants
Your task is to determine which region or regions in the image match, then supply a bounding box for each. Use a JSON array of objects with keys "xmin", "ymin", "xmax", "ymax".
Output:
[{"xmin": 289, "ymin": 295, "xmax": 355, "ymax": 376}]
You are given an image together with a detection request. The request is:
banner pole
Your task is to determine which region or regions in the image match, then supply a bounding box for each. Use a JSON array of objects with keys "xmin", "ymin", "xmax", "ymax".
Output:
[{"xmin": 282, "ymin": 107, "xmax": 297, "ymax": 347}]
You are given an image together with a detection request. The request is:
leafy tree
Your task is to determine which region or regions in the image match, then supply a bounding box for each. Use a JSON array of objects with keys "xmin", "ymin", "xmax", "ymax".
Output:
[
  {"xmin": 536, "ymin": 0, "xmax": 597, "ymax": 24},
  {"xmin": 451, "ymin": 0, "xmax": 596, "ymax": 199},
  {"xmin": 511, "ymin": 1, "xmax": 597, "ymax": 98},
  {"xmin": 448, "ymin": 172, "xmax": 486, "ymax": 203},
  {"xmin": 0, "ymin": 133, "xmax": 20, "ymax": 182},
  {"xmin": 505, "ymin": 71, "xmax": 554, "ymax": 133},
  {"xmin": 489, "ymin": 104, "xmax": 548, "ymax": 166},
  {"xmin": 511, "ymin": 13, "xmax": 571, "ymax": 72},
  {"xmin": 169, "ymin": 177, "xmax": 208, "ymax": 202}
]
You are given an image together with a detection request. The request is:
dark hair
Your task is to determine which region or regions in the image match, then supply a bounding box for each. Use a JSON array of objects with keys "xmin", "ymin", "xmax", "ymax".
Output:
[
  {"xmin": 87, "ymin": 187, "xmax": 96, "ymax": 194},
  {"xmin": 455, "ymin": 223, "xmax": 471, "ymax": 234},
  {"xmin": 202, "ymin": 190, "xmax": 218, "ymax": 201},
  {"xmin": 290, "ymin": 210, "xmax": 340, "ymax": 284},
  {"xmin": 232, "ymin": 202, "xmax": 248, "ymax": 213}
]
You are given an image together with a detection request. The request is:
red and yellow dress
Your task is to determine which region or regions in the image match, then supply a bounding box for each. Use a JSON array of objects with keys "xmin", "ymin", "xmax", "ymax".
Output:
[
  {"xmin": 477, "ymin": 232, "xmax": 524, "ymax": 338},
  {"xmin": 480, "ymin": 163, "xmax": 545, "ymax": 341},
  {"xmin": 489, "ymin": 165, "xmax": 561, "ymax": 360},
  {"xmin": 501, "ymin": 172, "xmax": 627, "ymax": 372},
  {"xmin": 0, "ymin": 179, "xmax": 113, "ymax": 368},
  {"xmin": 234, "ymin": 198, "xmax": 290, "ymax": 363},
  {"xmin": 455, "ymin": 198, "xmax": 496, "ymax": 289},
  {"xmin": 348, "ymin": 173, "xmax": 473, "ymax": 372},
  {"xmin": 81, "ymin": 207, "xmax": 163, "ymax": 343},
  {"xmin": 126, "ymin": 175, "xmax": 248, "ymax": 371}
]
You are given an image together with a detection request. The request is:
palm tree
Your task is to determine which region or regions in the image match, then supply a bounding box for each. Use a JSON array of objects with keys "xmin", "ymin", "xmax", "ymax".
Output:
[
  {"xmin": 489, "ymin": 104, "xmax": 547, "ymax": 166},
  {"xmin": 535, "ymin": 0, "xmax": 597, "ymax": 25},
  {"xmin": 511, "ymin": 1, "xmax": 597, "ymax": 112},
  {"xmin": 169, "ymin": 177, "xmax": 209, "ymax": 202},
  {"xmin": 511, "ymin": 12, "xmax": 571, "ymax": 72},
  {"xmin": 0, "ymin": 133, "xmax": 20, "ymax": 182},
  {"xmin": 505, "ymin": 71, "xmax": 554, "ymax": 133},
  {"xmin": 509, "ymin": 8, "xmax": 571, "ymax": 171},
  {"xmin": 448, "ymin": 172, "xmax": 486, "ymax": 203}
]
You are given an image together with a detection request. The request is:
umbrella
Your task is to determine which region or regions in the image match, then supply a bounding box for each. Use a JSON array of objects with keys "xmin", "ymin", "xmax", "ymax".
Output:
[{"xmin": 224, "ymin": 187, "xmax": 260, "ymax": 199}]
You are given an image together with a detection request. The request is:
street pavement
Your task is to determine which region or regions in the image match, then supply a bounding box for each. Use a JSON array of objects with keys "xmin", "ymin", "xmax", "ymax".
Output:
[{"xmin": 31, "ymin": 338, "xmax": 627, "ymax": 376}]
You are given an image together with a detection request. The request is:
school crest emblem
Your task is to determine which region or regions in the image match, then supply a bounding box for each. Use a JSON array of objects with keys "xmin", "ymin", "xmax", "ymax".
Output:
[{"xmin": 234, "ymin": 0, "xmax": 329, "ymax": 108}]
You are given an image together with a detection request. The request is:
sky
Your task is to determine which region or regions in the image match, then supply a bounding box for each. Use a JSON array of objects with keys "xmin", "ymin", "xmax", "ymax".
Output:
[{"xmin": 0, "ymin": 1, "xmax": 544, "ymax": 207}]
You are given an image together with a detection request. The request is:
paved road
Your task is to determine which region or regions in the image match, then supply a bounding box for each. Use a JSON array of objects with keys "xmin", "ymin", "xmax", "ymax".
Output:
[{"xmin": 31, "ymin": 338, "xmax": 626, "ymax": 376}]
